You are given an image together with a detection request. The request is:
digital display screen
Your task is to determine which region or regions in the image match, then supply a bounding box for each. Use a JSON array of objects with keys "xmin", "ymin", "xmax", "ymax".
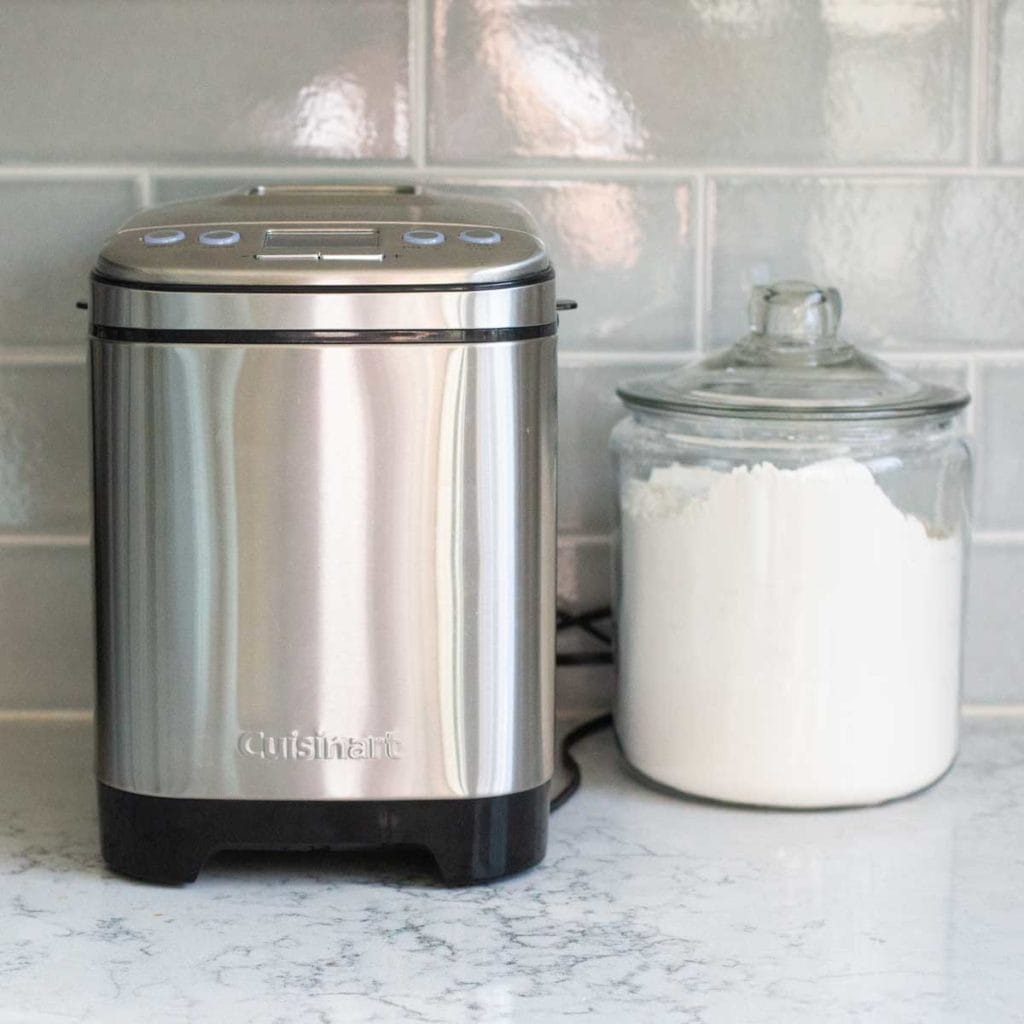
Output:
[{"xmin": 263, "ymin": 229, "xmax": 380, "ymax": 251}]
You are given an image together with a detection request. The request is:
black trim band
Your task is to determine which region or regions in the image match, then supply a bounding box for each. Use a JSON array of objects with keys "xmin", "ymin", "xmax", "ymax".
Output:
[
  {"xmin": 98, "ymin": 781, "xmax": 549, "ymax": 886},
  {"xmin": 91, "ymin": 323, "xmax": 557, "ymax": 344}
]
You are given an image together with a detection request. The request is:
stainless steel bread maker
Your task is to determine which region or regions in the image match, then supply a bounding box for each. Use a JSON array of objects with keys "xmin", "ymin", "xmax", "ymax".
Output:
[{"xmin": 90, "ymin": 186, "xmax": 556, "ymax": 884}]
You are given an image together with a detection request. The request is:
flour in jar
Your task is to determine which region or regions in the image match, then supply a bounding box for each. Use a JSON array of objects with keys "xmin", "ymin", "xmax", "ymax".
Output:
[{"xmin": 615, "ymin": 457, "xmax": 964, "ymax": 807}]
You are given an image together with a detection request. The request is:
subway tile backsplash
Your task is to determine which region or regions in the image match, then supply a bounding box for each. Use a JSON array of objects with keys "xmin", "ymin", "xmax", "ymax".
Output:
[
  {"xmin": 710, "ymin": 176, "xmax": 1024, "ymax": 349},
  {"xmin": 429, "ymin": 0, "xmax": 970, "ymax": 165},
  {"xmin": 0, "ymin": 546, "xmax": 93, "ymax": 709},
  {"xmin": 0, "ymin": 0, "xmax": 411, "ymax": 164},
  {"xmin": 0, "ymin": 181, "xmax": 137, "ymax": 348},
  {"xmin": 990, "ymin": 0, "xmax": 1024, "ymax": 163},
  {"xmin": 2, "ymin": 0, "xmax": 1023, "ymax": 710},
  {"xmin": 965, "ymin": 542, "xmax": 1024, "ymax": 703},
  {"xmin": 0, "ymin": 364, "xmax": 90, "ymax": 535},
  {"xmin": 976, "ymin": 363, "xmax": 1024, "ymax": 531}
]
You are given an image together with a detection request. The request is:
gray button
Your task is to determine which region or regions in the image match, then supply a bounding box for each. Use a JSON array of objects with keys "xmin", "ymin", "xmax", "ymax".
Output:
[
  {"xmin": 403, "ymin": 229, "xmax": 445, "ymax": 246},
  {"xmin": 200, "ymin": 229, "xmax": 241, "ymax": 247},
  {"xmin": 254, "ymin": 252, "xmax": 318, "ymax": 261},
  {"xmin": 319, "ymin": 253, "xmax": 386, "ymax": 262},
  {"xmin": 459, "ymin": 228, "xmax": 502, "ymax": 245},
  {"xmin": 143, "ymin": 229, "xmax": 185, "ymax": 246}
]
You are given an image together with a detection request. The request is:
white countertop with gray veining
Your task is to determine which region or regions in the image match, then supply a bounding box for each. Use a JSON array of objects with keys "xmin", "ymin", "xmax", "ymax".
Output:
[{"xmin": 2, "ymin": 714, "xmax": 1023, "ymax": 1023}]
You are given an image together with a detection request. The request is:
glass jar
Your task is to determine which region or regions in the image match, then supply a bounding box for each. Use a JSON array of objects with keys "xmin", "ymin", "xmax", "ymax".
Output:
[{"xmin": 610, "ymin": 282, "xmax": 971, "ymax": 808}]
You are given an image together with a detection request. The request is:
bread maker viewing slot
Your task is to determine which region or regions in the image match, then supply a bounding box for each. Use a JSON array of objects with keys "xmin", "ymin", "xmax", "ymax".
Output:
[{"xmin": 263, "ymin": 228, "xmax": 381, "ymax": 252}]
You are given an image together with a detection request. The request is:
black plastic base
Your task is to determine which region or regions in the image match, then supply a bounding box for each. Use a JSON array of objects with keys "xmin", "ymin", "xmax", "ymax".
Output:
[{"xmin": 98, "ymin": 781, "xmax": 549, "ymax": 886}]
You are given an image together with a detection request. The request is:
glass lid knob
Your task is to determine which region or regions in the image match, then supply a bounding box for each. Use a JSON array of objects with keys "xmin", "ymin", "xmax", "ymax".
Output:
[{"xmin": 749, "ymin": 280, "xmax": 842, "ymax": 347}]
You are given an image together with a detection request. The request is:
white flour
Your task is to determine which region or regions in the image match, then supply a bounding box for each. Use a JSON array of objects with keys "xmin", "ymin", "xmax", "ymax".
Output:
[{"xmin": 616, "ymin": 457, "xmax": 963, "ymax": 807}]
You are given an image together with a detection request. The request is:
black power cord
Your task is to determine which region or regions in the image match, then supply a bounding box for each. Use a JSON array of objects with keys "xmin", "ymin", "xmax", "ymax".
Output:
[
  {"xmin": 549, "ymin": 712, "xmax": 614, "ymax": 812},
  {"xmin": 550, "ymin": 606, "xmax": 615, "ymax": 812}
]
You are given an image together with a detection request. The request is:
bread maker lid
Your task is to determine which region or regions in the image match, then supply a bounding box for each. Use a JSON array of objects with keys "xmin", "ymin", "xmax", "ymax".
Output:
[{"xmin": 91, "ymin": 186, "xmax": 555, "ymax": 334}]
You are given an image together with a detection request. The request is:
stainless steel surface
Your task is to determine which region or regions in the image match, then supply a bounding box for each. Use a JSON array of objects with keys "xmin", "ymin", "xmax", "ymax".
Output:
[
  {"xmin": 95, "ymin": 186, "xmax": 549, "ymax": 288},
  {"xmin": 91, "ymin": 276, "xmax": 556, "ymax": 332},
  {"xmin": 92, "ymin": 336, "xmax": 556, "ymax": 801}
]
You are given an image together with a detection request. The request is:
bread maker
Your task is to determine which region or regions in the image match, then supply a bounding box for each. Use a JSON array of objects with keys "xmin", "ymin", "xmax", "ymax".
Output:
[{"xmin": 89, "ymin": 186, "xmax": 556, "ymax": 885}]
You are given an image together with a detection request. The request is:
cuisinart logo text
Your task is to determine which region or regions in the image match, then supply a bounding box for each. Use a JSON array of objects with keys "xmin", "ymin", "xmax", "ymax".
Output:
[{"xmin": 237, "ymin": 730, "xmax": 402, "ymax": 761}]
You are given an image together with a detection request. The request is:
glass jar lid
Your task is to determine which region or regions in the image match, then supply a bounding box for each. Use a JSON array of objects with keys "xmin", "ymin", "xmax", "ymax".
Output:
[{"xmin": 618, "ymin": 281, "xmax": 970, "ymax": 420}]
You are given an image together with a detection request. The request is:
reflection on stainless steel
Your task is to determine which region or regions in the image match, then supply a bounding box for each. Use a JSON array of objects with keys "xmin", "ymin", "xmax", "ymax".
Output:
[
  {"xmin": 93, "ymin": 336, "xmax": 556, "ymax": 800},
  {"xmin": 91, "ymin": 277, "xmax": 556, "ymax": 332}
]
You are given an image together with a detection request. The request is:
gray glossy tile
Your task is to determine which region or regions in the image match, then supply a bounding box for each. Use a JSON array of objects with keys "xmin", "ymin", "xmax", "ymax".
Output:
[
  {"xmin": 711, "ymin": 177, "xmax": 1024, "ymax": 349},
  {"xmin": 443, "ymin": 181, "xmax": 695, "ymax": 351},
  {"xmin": 555, "ymin": 535, "xmax": 616, "ymax": 717},
  {"xmin": 558, "ymin": 536, "xmax": 613, "ymax": 611},
  {"xmin": 0, "ymin": 181, "xmax": 136, "ymax": 347},
  {"xmin": 0, "ymin": 546, "xmax": 93, "ymax": 709},
  {"xmin": 990, "ymin": 0, "xmax": 1024, "ymax": 162},
  {"xmin": 557, "ymin": 537, "xmax": 613, "ymax": 670},
  {"xmin": 965, "ymin": 543, "xmax": 1024, "ymax": 703},
  {"xmin": 976, "ymin": 363, "xmax": 1024, "ymax": 531},
  {"xmin": 0, "ymin": 0, "xmax": 409, "ymax": 163},
  {"xmin": 151, "ymin": 175, "xmax": 363, "ymax": 204},
  {"xmin": 556, "ymin": 661, "xmax": 616, "ymax": 719},
  {"xmin": 152, "ymin": 177, "xmax": 274, "ymax": 205},
  {"xmin": 884, "ymin": 357, "xmax": 969, "ymax": 392},
  {"xmin": 430, "ymin": 0, "xmax": 969, "ymax": 164},
  {"xmin": 559, "ymin": 360, "xmax": 677, "ymax": 534},
  {"xmin": 0, "ymin": 364, "xmax": 90, "ymax": 534}
]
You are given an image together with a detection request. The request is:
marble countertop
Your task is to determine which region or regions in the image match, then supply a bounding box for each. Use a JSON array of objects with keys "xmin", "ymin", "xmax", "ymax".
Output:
[{"xmin": 2, "ymin": 714, "xmax": 1024, "ymax": 1023}]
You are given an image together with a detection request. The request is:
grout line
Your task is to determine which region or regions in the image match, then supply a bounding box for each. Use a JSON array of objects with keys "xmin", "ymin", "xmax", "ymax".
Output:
[
  {"xmin": 920, "ymin": 349, "xmax": 1024, "ymax": 361},
  {"xmin": 9, "ymin": 163, "xmax": 1024, "ymax": 183},
  {"xmin": 0, "ymin": 533, "xmax": 90, "ymax": 548},
  {"xmin": 0, "ymin": 347, "xmax": 87, "ymax": 366},
  {"xmin": 295, "ymin": 162, "xmax": 1024, "ymax": 179},
  {"xmin": 135, "ymin": 170, "xmax": 153, "ymax": 208},
  {"xmin": 969, "ymin": 0, "xmax": 991, "ymax": 167},
  {"xmin": 1, "ymin": 706, "xmax": 1021, "ymax": 724},
  {"xmin": 558, "ymin": 349, "xmax": 693, "ymax": 367},
  {"xmin": 965, "ymin": 355, "xmax": 980, "ymax": 434},
  {"xmin": 5, "ymin": 529, "xmax": 1015, "ymax": 552},
  {"xmin": 0, "ymin": 165, "xmax": 144, "ymax": 180},
  {"xmin": 847, "ymin": 350, "xmax": 1024, "ymax": 362},
  {"xmin": 962, "ymin": 704, "xmax": 1024, "ymax": 717},
  {"xmin": 973, "ymin": 530, "xmax": 1024, "ymax": 545},
  {"xmin": 881, "ymin": 348, "xmax": 1024, "ymax": 360},
  {"xmin": 0, "ymin": 164, "xmax": 409, "ymax": 181},
  {"xmin": 408, "ymin": 0, "xmax": 429, "ymax": 171},
  {"xmin": 557, "ymin": 532, "xmax": 1023, "ymax": 551},
  {"xmin": 1, "ymin": 345, "xmax": 1015, "ymax": 372},
  {"xmin": 970, "ymin": 350, "xmax": 1024, "ymax": 362},
  {"xmin": 558, "ymin": 532, "xmax": 614, "ymax": 548},
  {"xmin": 553, "ymin": 704, "xmax": 1024, "ymax": 723},
  {"xmin": 554, "ymin": 348, "xmax": 1024, "ymax": 368},
  {"xmin": 968, "ymin": 354, "xmax": 983, "ymax": 518},
  {"xmin": 693, "ymin": 173, "xmax": 708, "ymax": 352},
  {"xmin": 0, "ymin": 709, "xmax": 93, "ymax": 723},
  {"xmin": 884, "ymin": 351, "xmax": 976, "ymax": 365}
]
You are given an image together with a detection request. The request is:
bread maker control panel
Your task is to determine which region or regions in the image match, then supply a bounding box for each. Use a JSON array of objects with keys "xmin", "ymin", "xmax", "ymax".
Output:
[
  {"xmin": 96, "ymin": 186, "xmax": 547, "ymax": 289},
  {"xmin": 140, "ymin": 224, "xmax": 507, "ymax": 261}
]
